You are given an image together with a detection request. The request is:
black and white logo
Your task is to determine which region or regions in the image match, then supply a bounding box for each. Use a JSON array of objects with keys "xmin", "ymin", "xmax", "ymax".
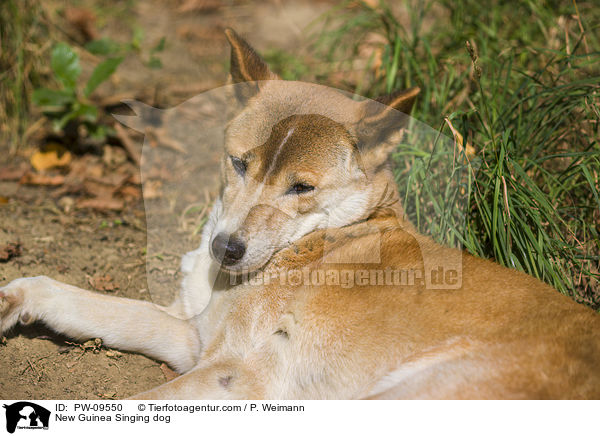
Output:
[{"xmin": 3, "ymin": 402, "xmax": 50, "ymax": 434}]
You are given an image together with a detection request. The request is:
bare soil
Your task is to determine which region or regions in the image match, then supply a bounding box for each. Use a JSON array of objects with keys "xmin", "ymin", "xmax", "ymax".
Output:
[{"xmin": 0, "ymin": 0, "xmax": 328, "ymax": 399}]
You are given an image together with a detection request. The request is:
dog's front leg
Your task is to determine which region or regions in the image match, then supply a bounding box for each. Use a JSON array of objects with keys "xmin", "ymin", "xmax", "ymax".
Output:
[{"xmin": 0, "ymin": 276, "xmax": 200, "ymax": 373}]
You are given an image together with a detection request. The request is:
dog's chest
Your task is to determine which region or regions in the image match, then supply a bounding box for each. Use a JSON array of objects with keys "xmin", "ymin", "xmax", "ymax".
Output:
[{"xmin": 193, "ymin": 284, "xmax": 294, "ymax": 355}]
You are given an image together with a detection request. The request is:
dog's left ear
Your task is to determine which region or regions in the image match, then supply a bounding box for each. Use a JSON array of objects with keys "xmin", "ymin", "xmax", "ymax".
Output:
[
  {"xmin": 356, "ymin": 87, "xmax": 420, "ymax": 166},
  {"xmin": 224, "ymin": 28, "xmax": 279, "ymax": 102}
]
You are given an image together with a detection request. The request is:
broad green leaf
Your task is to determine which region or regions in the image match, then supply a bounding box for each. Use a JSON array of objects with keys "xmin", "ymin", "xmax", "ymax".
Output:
[
  {"xmin": 85, "ymin": 37, "xmax": 122, "ymax": 56},
  {"xmin": 84, "ymin": 57, "xmax": 123, "ymax": 97},
  {"xmin": 32, "ymin": 87, "xmax": 74, "ymax": 107},
  {"xmin": 51, "ymin": 43, "xmax": 81, "ymax": 90}
]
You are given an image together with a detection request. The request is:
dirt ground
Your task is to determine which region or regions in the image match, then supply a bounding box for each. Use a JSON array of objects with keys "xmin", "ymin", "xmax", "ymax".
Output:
[{"xmin": 0, "ymin": 0, "xmax": 330, "ymax": 400}]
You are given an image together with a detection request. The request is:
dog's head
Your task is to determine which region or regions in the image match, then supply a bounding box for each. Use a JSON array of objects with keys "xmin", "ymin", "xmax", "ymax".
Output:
[{"xmin": 207, "ymin": 29, "xmax": 419, "ymax": 274}]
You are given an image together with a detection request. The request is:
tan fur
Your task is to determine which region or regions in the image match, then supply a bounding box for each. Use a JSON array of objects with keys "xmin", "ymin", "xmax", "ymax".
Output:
[
  {"xmin": 1, "ymin": 29, "xmax": 598, "ymax": 399},
  {"xmin": 176, "ymin": 213, "xmax": 599, "ymax": 399}
]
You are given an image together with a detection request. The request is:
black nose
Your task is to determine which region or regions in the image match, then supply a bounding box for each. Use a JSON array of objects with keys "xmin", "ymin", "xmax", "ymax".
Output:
[{"xmin": 211, "ymin": 232, "xmax": 246, "ymax": 266}]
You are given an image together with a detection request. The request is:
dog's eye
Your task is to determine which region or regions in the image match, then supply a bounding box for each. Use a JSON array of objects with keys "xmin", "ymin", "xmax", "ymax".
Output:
[
  {"xmin": 230, "ymin": 156, "xmax": 246, "ymax": 176},
  {"xmin": 288, "ymin": 183, "xmax": 314, "ymax": 195}
]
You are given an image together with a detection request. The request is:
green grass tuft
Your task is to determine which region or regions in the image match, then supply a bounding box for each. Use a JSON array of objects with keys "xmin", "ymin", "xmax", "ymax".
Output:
[
  {"xmin": 0, "ymin": 0, "xmax": 51, "ymax": 152},
  {"xmin": 312, "ymin": 0, "xmax": 600, "ymax": 308}
]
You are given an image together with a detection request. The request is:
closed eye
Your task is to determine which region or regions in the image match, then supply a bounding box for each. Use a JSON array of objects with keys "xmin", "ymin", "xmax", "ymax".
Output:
[
  {"xmin": 287, "ymin": 183, "xmax": 314, "ymax": 195},
  {"xmin": 230, "ymin": 156, "xmax": 247, "ymax": 176}
]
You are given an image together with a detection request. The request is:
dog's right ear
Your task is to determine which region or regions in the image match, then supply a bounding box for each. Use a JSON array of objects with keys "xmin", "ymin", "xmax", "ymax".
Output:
[
  {"xmin": 224, "ymin": 28, "xmax": 279, "ymax": 102},
  {"xmin": 225, "ymin": 28, "xmax": 278, "ymax": 83},
  {"xmin": 355, "ymin": 87, "xmax": 420, "ymax": 168}
]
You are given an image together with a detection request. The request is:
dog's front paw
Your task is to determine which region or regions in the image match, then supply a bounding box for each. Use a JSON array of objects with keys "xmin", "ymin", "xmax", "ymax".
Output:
[
  {"xmin": 0, "ymin": 287, "xmax": 25, "ymax": 334},
  {"xmin": 0, "ymin": 277, "xmax": 42, "ymax": 334}
]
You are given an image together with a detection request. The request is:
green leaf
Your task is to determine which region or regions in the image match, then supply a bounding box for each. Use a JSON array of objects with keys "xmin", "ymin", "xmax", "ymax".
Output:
[
  {"xmin": 89, "ymin": 124, "xmax": 113, "ymax": 140},
  {"xmin": 147, "ymin": 57, "xmax": 162, "ymax": 69},
  {"xmin": 53, "ymin": 111, "xmax": 78, "ymax": 131},
  {"xmin": 131, "ymin": 26, "xmax": 144, "ymax": 51},
  {"xmin": 72, "ymin": 102, "xmax": 98, "ymax": 122},
  {"xmin": 151, "ymin": 37, "xmax": 166, "ymax": 53},
  {"xmin": 51, "ymin": 43, "xmax": 81, "ymax": 90},
  {"xmin": 85, "ymin": 37, "xmax": 122, "ymax": 56},
  {"xmin": 32, "ymin": 87, "xmax": 75, "ymax": 107},
  {"xmin": 52, "ymin": 102, "xmax": 99, "ymax": 132},
  {"xmin": 84, "ymin": 57, "xmax": 123, "ymax": 97}
]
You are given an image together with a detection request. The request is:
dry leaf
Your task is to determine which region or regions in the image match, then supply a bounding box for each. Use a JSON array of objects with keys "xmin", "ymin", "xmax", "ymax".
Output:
[
  {"xmin": 66, "ymin": 337, "xmax": 103, "ymax": 352},
  {"xmin": 0, "ymin": 166, "xmax": 28, "ymax": 181},
  {"xmin": 0, "ymin": 196, "xmax": 9, "ymax": 204},
  {"xmin": 445, "ymin": 118, "xmax": 476, "ymax": 158},
  {"xmin": 65, "ymin": 7, "xmax": 98, "ymax": 41},
  {"xmin": 114, "ymin": 123, "xmax": 141, "ymax": 164},
  {"xmin": 68, "ymin": 156, "xmax": 104, "ymax": 180},
  {"xmin": 177, "ymin": 0, "xmax": 221, "ymax": 13},
  {"xmin": 83, "ymin": 179, "xmax": 118, "ymax": 199},
  {"xmin": 76, "ymin": 197, "xmax": 124, "ymax": 211},
  {"xmin": 0, "ymin": 242, "xmax": 21, "ymax": 262},
  {"xmin": 119, "ymin": 185, "xmax": 142, "ymax": 199},
  {"xmin": 30, "ymin": 144, "xmax": 72, "ymax": 171},
  {"xmin": 146, "ymin": 165, "xmax": 174, "ymax": 181},
  {"xmin": 176, "ymin": 24, "xmax": 226, "ymax": 41},
  {"xmin": 106, "ymin": 349, "xmax": 123, "ymax": 359},
  {"xmin": 128, "ymin": 172, "xmax": 142, "ymax": 185},
  {"xmin": 88, "ymin": 274, "xmax": 119, "ymax": 292},
  {"xmin": 146, "ymin": 127, "xmax": 187, "ymax": 154},
  {"xmin": 20, "ymin": 172, "xmax": 65, "ymax": 186},
  {"xmin": 102, "ymin": 145, "xmax": 128, "ymax": 166},
  {"xmin": 82, "ymin": 338, "xmax": 103, "ymax": 351},
  {"xmin": 86, "ymin": 172, "xmax": 129, "ymax": 188},
  {"xmin": 160, "ymin": 363, "xmax": 181, "ymax": 382},
  {"xmin": 142, "ymin": 180, "xmax": 163, "ymax": 199}
]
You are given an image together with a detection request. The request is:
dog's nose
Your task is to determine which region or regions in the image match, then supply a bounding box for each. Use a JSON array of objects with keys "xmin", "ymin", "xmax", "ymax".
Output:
[{"xmin": 211, "ymin": 232, "xmax": 246, "ymax": 265}]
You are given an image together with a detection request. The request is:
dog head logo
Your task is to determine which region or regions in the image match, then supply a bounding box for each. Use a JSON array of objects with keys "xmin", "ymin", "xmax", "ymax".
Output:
[{"xmin": 3, "ymin": 402, "xmax": 50, "ymax": 433}]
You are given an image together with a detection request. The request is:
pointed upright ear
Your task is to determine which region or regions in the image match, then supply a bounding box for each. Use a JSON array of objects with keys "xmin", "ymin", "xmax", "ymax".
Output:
[
  {"xmin": 356, "ymin": 87, "xmax": 420, "ymax": 167},
  {"xmin": 372, "ymin": 87, "xmax": 420, "ymax": 117},
  {"xmin": 224, "ymin": 28, "xmax": 278, "ymax": 102}
]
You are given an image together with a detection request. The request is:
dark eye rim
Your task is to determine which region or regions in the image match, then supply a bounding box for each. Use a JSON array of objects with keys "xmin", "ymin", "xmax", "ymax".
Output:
[
  {"xmin": 229, "ymin": 155, "xmax": 247, "ymax": 176},
  {"xmin": 288, "ymin": 183, "xmax": 315, "ymax": 195}
]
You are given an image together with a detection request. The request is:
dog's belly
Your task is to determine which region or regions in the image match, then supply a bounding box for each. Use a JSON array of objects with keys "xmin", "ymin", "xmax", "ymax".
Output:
[
  {"xmin": 186, "ymin": 268, "xmax": 600, "ymax": 399},
  {"xmin": 189, "ymin": 280, "xmax": 428, "ymax": 399}
]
